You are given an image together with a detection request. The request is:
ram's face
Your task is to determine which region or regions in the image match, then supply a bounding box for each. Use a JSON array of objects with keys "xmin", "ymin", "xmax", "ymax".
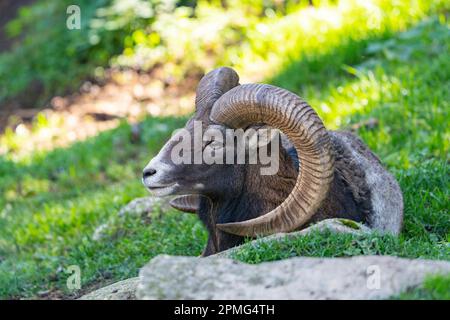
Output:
[
  {"xmin": 142, "ymin": 66, "xmax": 334, "ymax": 238},
  {"xmin": 142, "ymin": 117, "xmax": 281, "ymax": 198},
  {"xmin": 142, "ymin": 119, "xmax": 243, "ymax": 198}
]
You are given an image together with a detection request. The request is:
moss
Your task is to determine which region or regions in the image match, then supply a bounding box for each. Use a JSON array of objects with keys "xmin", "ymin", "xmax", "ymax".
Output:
[{"xmin": 338, "ymin": 219, "xmax": 361, "ymax": 230}]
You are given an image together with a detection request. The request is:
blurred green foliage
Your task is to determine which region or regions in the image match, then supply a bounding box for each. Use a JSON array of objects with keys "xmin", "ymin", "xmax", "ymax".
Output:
[
  {"xmin": 0, "ymin": 0, "xmax": 176, "ymax": 104},
  {"xmin": 1, "ymin": 0, "xmax": 448, "ymax": 105}
]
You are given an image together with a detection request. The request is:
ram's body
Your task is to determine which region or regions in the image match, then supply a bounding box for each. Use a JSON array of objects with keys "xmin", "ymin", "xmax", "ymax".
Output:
[
  {"xmin": 143, "ymin": 67, "xmax": 403, "ymax": 256},
  {"xmin": 194, "ymin": 130, "xmax": 402, "ymax": 255}
]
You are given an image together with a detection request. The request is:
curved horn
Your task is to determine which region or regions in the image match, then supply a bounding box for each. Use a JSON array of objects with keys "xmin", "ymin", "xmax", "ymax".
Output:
[
  {"xmin": 195, "ymin": 67, "xmax": 240, "ymax": 116},
  {"xmin": 210, "ymin": 83, "xmax": 334, "ymax": 237},
  {"xmin": 170, "ymin": 195, "xmax": 200, "ymax": 213}
]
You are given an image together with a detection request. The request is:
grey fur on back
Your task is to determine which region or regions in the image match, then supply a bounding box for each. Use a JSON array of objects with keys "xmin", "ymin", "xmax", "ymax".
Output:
[{"xmin": 329, "ymin": 131, "xmax": 403, "ymax": 234}]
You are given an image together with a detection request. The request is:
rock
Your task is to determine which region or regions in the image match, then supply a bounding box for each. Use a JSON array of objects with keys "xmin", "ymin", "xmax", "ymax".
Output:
[
  {"xmin": 118, "ymin": 196, "xmax": 170, "ymax": 218},
  {"xmin": 92, "ymin": 196, "xmax": 171, "ymax": 241},
  {"xmin": 92, "ymin": 223, "xmax": 110, "ymax": 241},
  {"xmin": 37, "ymin": 290, "xmax": 51, "ymax": 298},
  {"xmin": 137, "ymin": 255, "xmax": 450, "ymax": 300},
  {"xmin": 79, "ymin": 277, "xmax": 139, "ymax": 300},
  {"xmin": 213, "ymin": 218, "xmax": 371, "ymax": 258}
]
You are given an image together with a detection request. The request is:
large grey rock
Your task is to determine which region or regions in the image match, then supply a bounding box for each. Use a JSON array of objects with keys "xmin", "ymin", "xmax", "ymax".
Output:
[
  {"xmin": 79, "ymin": 277, "xmax": 139, "ymax": 300},
  {"xmin": 137, "ymin": 255, "xmax": 450, "ymax": 300}
]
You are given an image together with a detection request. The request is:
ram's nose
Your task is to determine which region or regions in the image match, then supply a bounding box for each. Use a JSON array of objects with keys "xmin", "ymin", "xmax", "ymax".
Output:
[{"xmin": 142, "ymin": 167, "xmax": 157, "ymax": 180}]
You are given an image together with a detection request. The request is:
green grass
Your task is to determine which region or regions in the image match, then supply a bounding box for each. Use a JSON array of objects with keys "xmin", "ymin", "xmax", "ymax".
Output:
[
  {"xmin": 0, "ymin": 0, "xmax": 168, "ymax": 105},
  {"xmin": 394, "ymin": 274, "xmax": 450, "ymax": 300},
  {"xmin": 0, "ymin": 6, "xmax": 449, "ymax": 299},
  {"xmin": 230, "ymin": 231, "xmax": 449, "ymax": 264},
  {"xmin": 0, "ymin": 116, "xmax": 208, "ymax": 298}
]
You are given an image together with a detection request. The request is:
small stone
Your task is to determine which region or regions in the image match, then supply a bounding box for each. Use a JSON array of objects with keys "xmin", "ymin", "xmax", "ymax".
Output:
[
  {"xmin": 92, "ymin": 196, "xmax": 172, "ymax": 241},
  {"xmin": 92, "ymin": 223, "xmax": 110, "ymax": 241},
  {"xmin": 79, "ymin": 278, "xmax": 139, "ymax": 300},
  {"xmin": 37, "ymin": 290, "xmax": 51, "ymax": 297},
  {"xmin": 118, "ymin": 196, "xmax": 170, "ymax": 218}
]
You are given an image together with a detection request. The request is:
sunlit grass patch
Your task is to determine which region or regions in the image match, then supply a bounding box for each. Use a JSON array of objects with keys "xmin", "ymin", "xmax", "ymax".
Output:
[
  {"xmin": 272, "ymin": 16, "xmax": 449, "ymax": 166},
  {"xmin": 236, "ymin": 0, "xmax": 447, "ymax": 81}
]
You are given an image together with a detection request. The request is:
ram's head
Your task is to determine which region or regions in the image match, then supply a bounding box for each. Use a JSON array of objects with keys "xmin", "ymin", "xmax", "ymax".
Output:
[{"xmin": 143, "ymin": 67, "xmax": 334, "ymax": 237}]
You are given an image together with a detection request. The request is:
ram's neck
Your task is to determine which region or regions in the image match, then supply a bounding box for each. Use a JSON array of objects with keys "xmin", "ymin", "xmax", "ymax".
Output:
[
  {"xmin": 198, "ymin": 150, "xmax": 298, "ymax": 255},
  {"xmin": 197, "ymin": 191, "xmax": 268, "ymax": 256}
]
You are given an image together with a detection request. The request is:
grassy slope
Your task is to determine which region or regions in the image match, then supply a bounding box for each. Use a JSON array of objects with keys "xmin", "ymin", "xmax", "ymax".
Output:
[
  {"xmin": 0, "ymin": 10, "xmax": 449, "ymax": 299},
  {"xmin": 0, "ymin": 117, "xmax": 207, "ymax": 298}
]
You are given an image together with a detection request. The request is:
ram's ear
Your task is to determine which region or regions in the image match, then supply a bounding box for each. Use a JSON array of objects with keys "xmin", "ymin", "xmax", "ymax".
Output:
[{"xmin": 169, "ymin": 195, "xmax": 200, "ymax": 213}]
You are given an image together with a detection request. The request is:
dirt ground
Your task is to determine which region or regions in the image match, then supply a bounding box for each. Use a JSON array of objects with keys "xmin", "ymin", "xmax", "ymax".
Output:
[{"xmin": 0, "ymin": 67, "xmax": 201, "ymax": 156}]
